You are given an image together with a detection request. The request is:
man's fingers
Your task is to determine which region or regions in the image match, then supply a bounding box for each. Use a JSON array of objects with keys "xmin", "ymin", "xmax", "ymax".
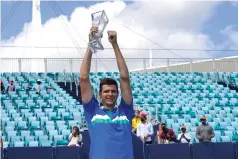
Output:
[
  {"xmin": 91, "ymin": 26, "xmax": 98, "ymax": 31},
  {"xmin": 107, "ymin": 30, "xmax": 117, "ymax": 35},
  {"xmin": 90, "ymin": 27, "xmax": 98, "ymax": 33},
  {"xmin": 107, "ymin": 30, "xmax": 113, "ymax": 34}
]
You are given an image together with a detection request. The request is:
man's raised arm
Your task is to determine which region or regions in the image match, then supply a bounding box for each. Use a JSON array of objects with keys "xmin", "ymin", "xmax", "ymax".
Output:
[
  {"xmin": 108, "ymin": 31, "xmax": 132, "ymax": 105},
  {"xmin": 80, "ymin": 27, "xmax": 97, "ymax": 103}
]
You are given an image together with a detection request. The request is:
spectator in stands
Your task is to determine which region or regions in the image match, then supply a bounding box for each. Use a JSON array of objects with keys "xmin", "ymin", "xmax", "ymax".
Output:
[
  {"xmin": 68, "ymin": 126, "xmax": 82, "ymax": 147},
  {"xmin": 136, "ymin": 113, "xmax": 154, "ymax": 144},
  {"xmin": 196, "ymin": 116, "xmax": 215, "ymax": 142},
  {"xmin": 158, "ymin": 123, "xmax": 177, "ymax": 144},
  {"xmin": 6, "ymin": 79, "xmax": 15, "ymax": 93},
  {"xmin": 0, "ymin": 80, "xmax": 5, "ymax": 94},
  {"xmin": 27, "ymin": 79, "xmax": 54, "ymax": 94},
  {"xmin": 132, "ymin": 109, "xmax": 141, "ymax": 134},
  {"xmin": 177, "ymin": 126, "xmax": 191, "ymax": 143},
  {"xmin": 80, "ymin": 27, "xmax": 134, "ymax": 159},
  {"xmin": 0, "ymin": 137, "xmax": 3, "ymax": 148}
]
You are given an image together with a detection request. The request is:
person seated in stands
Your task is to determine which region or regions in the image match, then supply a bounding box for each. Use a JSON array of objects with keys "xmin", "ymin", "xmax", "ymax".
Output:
[
  {"xmin": 0, "ymin": 80, "xmax": 5, "ymax": 94},
  {"xmin": 196, "ymin": 116, "xmax": 215, "ymax": 142},
  {"xmin": 157, "ymin": 123, "xmax": 176, "ymax": 144},
  {"xmin": 6, "ymin": 79, "xmax": 15, "ymax": 93},
  {"xmin": 68, "ymin": 126, "xmax": 82, "ymax": 147},
  {"xmin": 132, "ymin": 109, "xmax": 141, "ymax": 134},
  {"xmin": 177, "ymin": 126, "xmax": 191, "ymax": 143},
  {"xmin": 27, "ymin": 79, "xmax": 54, "ymax": 94},
  {"xmin": 0, "ymin": 136, "xmax": 3, "ymax": 148},
  {"xmin": 136, "ymin": 113, "xmax": 154, "ymax": 144}
]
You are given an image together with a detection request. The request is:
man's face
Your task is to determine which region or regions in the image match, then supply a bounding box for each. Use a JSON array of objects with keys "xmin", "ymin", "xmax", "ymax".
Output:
[
  {"xmin": 201, "ymin": 119, "xmax": 206, "ymax": 125},
  {"xmin": 10, "ymin": 81, "xmax": 13, "ymax": 85},
  {"xmin": 99, "ymin": 85, "xmax": 118, "ymax": 107},
  {"xmin": 140, "ymin": 117, "xmax": 146, "ymax": 122},
  {"xmin": 181, "ymin": 128, "xmax": 186, "ymax": 133},
  {"xmin": 162, "ymin": 125, "xmax": 167, "ymax": 132},
  {"xmin": 37, "ymin": 81, "xmax": 41, "ymax": 85}
]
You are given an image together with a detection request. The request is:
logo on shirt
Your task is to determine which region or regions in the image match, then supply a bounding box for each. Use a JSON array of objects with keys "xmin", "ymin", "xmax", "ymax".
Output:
[{"xmin": 91, "ymin": 114, "xmax": 129, "ymax": 125}]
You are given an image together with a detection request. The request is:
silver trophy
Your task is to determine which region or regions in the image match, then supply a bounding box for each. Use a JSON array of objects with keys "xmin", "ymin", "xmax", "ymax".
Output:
[{"xmin": 89, "ymin": 10, "xmax": 109, "ymax": 54}]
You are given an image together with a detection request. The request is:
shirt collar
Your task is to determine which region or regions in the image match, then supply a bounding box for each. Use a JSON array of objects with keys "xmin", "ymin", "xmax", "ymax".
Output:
[{"xmin": 100, "ymin": 106, "xmax": 118, "ymax": 112}]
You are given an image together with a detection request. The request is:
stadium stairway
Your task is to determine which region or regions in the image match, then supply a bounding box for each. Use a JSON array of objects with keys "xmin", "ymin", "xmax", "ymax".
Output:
[
  {"xmin": 57, "ymin": 82, "xmax": 82, "ymax": 104},
  {"xmin": 218, "ymin": 81, "xmax": 238, "ymax": 93}
]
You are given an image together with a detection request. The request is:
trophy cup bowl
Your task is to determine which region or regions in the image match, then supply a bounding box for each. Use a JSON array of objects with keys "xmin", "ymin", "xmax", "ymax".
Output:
[{"xmin": 89, "ymin": 10, "xmax": 109, "ymax": 54}]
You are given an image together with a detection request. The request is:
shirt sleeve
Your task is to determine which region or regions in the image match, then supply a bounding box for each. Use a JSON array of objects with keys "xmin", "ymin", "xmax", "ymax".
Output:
[
  {"xmin": 136, "ymin": 124, "xmax": 141, "ymax": 137},
  {"xmin": 170, "ymin": 129, "xmax": 176, "ymax": 137},
  {"xmin": 186, "ymin": 133, "xmax": 191, "ymax": 140},
  {"xmin": 158, "ymin": 131, "xmax": 165, "ymax": 139},
  {"xmin": 196, "ymin": 126, "xmax": 202, "ymax": 140},
  {"xmin": 82, "ymin": 96, "xmax": 99, "ymax": 124},
  {"xmin": 78, "ymin": 134, "xmax": 82, "ymax": 142},
  {"xmin": 149, "ymin": 123, "xmax": 154, "ymax": 136},
  {"xmin": 32, "ymin": 84, "xmax": 37, "ymax": 90},
  {"xmin": 68, "ymin": 133, "xmax": 72, "ymax": 141},
  {"xmin": 210, "ymin": 126, "xmax": 215, "ymax": 138},
  {"xmin": 132, "ymin": 118, "xmax": 135, "ymax": 129},
  {"xmin": 119, "ymin": 97, "xmax": 134, "ymax": 122}
]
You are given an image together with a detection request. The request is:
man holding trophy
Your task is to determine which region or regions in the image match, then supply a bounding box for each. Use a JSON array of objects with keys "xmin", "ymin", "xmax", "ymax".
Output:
[{"xmin": 80, "ymin": 11, "xmax": 134, "ymax": 159}]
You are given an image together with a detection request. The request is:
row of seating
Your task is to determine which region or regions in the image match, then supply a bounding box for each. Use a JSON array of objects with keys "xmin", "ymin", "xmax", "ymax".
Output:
[{"xmin": 1, "ymin": 72, "xmax": 238, "ymax": 146}]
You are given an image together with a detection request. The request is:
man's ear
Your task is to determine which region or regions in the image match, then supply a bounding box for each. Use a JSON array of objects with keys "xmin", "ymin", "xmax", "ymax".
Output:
[{"xmin": 98, "ymin": 92, "xmax": 102, "ymax": 102}]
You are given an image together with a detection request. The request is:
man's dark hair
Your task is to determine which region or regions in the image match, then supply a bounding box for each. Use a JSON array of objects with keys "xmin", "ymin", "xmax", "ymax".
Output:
[
  {"xmin": 99, "ymin": 78, "xmax": 118, "ymax": 93},
  {"xmin": 73, "ymin": 126, "xmax": 80, "ymax": 136}
]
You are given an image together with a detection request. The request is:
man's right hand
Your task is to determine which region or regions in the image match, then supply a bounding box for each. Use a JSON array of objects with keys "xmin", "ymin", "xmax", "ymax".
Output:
[{"xmin": 89, "ymin": 26, "xmax": 98, "ymax": 42}]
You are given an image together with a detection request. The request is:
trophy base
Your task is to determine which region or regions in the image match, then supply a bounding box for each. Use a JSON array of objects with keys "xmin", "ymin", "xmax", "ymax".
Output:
[{"xmin": 89, "ymin": 39, "xmax": 104, "ymax": 54}]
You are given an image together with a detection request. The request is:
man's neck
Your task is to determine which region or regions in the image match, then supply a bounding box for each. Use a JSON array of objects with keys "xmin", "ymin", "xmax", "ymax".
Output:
[{"xmin": 103, "ymin": 105, "xmax": 115, "ymax": 110}]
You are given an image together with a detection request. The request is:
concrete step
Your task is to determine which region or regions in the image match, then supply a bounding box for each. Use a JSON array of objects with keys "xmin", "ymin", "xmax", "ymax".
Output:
[{"xmin": 57, "ymin": 82, "xmax": 82, "ymax": 104}]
